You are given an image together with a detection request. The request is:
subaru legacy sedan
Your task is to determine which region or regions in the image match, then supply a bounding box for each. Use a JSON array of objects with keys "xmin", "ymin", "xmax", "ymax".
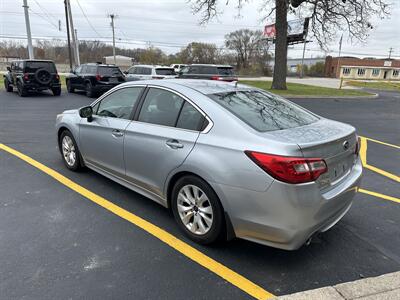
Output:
[{"xmin": 56, "ymin": 79, "xmax": 362, "ymax": 250}]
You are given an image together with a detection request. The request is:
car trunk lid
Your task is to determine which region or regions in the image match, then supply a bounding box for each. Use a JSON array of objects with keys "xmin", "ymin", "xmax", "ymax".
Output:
[{"xmin": 267, "ymin": 119, "xmax": 358, "ymax": 188}]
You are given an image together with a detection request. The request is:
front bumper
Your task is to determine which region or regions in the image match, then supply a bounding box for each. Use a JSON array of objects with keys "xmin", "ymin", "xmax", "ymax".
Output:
[{"xmin": 211, "ymin": 158, "xmax": 363, "ymax": 250}]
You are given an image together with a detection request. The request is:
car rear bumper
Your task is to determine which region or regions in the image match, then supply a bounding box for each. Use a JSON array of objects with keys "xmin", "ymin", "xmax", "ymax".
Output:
[
  {"xmin": 211, "ymin": 157, "xmax": 363, "ymax": 250},
  {"xmin": 23, "ymin": 82, "xmax": 61, "ymax": 90},
  {"xmin": 92, "ymin": 82, "xmax": 122, "ymax": 92}
]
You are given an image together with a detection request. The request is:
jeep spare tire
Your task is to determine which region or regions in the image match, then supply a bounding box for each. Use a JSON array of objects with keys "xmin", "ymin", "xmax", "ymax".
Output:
[{"xmin": 35, "ymin": 68, "xmax": 52, "ymax": 85}]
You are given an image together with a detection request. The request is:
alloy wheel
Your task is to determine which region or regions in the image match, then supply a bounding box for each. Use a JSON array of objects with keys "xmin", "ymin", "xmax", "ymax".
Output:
[
  {"xmin": 61, "ymin": 135, "xmax": 76, "ymax": 167},
  {"xmin": 177, "ymin": 185, "xmax": 213, "ymax": 235}
]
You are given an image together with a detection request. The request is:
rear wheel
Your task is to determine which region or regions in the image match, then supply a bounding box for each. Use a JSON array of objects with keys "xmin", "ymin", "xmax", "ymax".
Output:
[
  {"xmin": 4, "ymin": 78, "xmax": 13, "ymax": 92},
  {"xmin": 85, "ymin": 82, "xmax": 95, "ymax": 98},
  {"xmin": 59, "ymin": 130, "xmax": 83, "ymax": 171},
  {"xmin": 17, "ymin": 81, "xmax": 28, "ymax": 97},
  {"xmin": 171, "ymin": 175, "xmax": 225, "ymax": 245},
  {"xmin": 66, "ymin": 80, "xmax": 74, "ymax": 93},
  {"xmin": 52, "ymin": 87, "xmax": 61, "ymax": 96}
]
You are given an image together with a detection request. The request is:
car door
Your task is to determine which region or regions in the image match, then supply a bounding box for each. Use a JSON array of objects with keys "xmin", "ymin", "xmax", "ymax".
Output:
[
  {"xmin": 79, "ymin": 86, "xmax": 145, "ymax": 177},
  {"xmin": 124, "ymin": 87, "xmax": 205, "ymax": 197},
  {"xmin": 69, "ymin": 65, "xmax": 82, "ymax": 89}
]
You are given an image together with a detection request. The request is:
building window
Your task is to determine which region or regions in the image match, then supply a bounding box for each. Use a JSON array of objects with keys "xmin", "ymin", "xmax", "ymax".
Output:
[
  {"xmin": 357, "ymin": 68, "xmax": 366, "ymax": 76},
  {"xmin": 342, "ymin": 67, "xmax": 351, "ymax": 75},
  {"xmin": 393, "ymin": 70, "xmax": 399, "ymax": 77},
  {"xmin": 372, "ymin": 69, "xmax": 380, "ymax": 76}
]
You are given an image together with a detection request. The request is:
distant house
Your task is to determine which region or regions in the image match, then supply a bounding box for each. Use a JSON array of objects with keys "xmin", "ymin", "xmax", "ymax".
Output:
[
  {"xmin": 286, "ymin": 57, "xmax": 325, "ymax": 74},
  {"xmin": 103, "ymin": 55, "xmax": 134, "ymax": 69},
  {"xmin": 325, "ymin": 56, "xmax": 400, "ymax": 80}
]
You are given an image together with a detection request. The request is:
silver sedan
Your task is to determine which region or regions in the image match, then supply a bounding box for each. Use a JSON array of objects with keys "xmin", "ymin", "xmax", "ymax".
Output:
[{"xmin": 56, "ymin": 79, "xmax": 362, "ymax": 250}]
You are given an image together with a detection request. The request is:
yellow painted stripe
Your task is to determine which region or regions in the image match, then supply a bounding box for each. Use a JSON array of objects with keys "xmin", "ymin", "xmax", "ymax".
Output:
[
  {"xmin": 359, "ymin": 137, "xmax": 368, "ymax": 166},
  {"xmin": 364, "ymin": 164, "xmax": 400, "ymax": 183},
  {"xmin": 0, "ymin": 143, "xmax": 274, "ymax": 300},
  {"xmin": 361, "ymin": 136, "xmax": 400, "ymax": 150},
  {"xmin": 359, "ymin": 188, "xmax": 400, "ymax": 204}
]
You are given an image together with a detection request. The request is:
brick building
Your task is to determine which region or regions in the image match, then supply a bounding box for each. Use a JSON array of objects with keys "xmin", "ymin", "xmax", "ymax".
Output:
[{"xmin": 325, "ymin": 56, "xmax": 400, "ymax": 80}]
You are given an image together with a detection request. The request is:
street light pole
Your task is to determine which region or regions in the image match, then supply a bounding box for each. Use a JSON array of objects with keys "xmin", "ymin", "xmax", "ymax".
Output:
[
  {"xmin": 109, "ymin": 14, "xmax": 116, "ymax": 65},
  {"xmin": 66, "ymin": 0, "xmax": 78, "ymax": 67},
  {"xmin": 22, "ymin": 0, "xmax": 34, "ymax": 59},
  {"xmin": 64, "ymin": 0, "xmax": 73, "ymax": 71}
]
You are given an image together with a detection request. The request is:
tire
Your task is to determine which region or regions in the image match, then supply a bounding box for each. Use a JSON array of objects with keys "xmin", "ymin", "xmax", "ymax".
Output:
[
  {"xmin": 59, "ymin": 130, "xmax": 83, "ymax": 171},
  {"xmin": 85, "ymin": 82, "xmax": 95, "ymax": 98},
  {"xmin": 4, "ymin": 78, "xmax": 13, "ymax": 92},
  {"xmin": 52, "ymin": 87, "xmax": 61, "ymax": 96},
  {"xmin": 17, "ymin": 81, "xmax": 28, "ymax": 97},
  {"xmin": 171, "ymin": 175, "xmax": 225, "ymax": 245},
  {"xmin": 66, "ymin": 80, "xmax": 74, "ymax": 93}
]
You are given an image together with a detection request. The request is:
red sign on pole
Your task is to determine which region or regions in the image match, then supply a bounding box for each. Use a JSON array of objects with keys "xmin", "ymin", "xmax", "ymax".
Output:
[{"xmin": 264, "ymin": 24, "xmax": 276, "ymax": 38}]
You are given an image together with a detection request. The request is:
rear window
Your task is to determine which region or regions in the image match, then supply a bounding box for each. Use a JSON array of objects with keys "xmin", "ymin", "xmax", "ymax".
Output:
[
  {"xmin": 199, "ymin": 66, "xmax": 217, "ymax": 74},
  {"xmin": 98, "ymin": 66, "xmax": 122, "ymax": 76},
  {"xmin": 208, "ymin": 90, "xmax": 319, "ymax": 132},
  {"xmin": 24, "ymin": 61, "xmax": 56, "ymax": 73},
  {"xmin": 156, "ymin": 68, "xmax": 176, "ymax": 75},
  {"xmin": 218, "ymin": 67, "xmax": 234, "ymax": 76}
]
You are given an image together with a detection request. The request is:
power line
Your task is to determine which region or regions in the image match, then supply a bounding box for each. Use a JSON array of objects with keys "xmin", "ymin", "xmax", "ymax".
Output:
[
  {"xmin": 28, "ymin": 8, "xmax": 59, "ymax": 30},
  {"xmin": 75, "ymin": 0, "xmax": 103, "ymax": 38},
  {"xmin": 32, "ymin": 0, "xmax": 59, "ymax": 27}
]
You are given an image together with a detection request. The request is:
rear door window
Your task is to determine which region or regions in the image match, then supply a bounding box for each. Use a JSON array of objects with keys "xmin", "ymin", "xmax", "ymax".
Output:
[
  {"xmin": 208, "ymin": 90, "xmax": 318, "ymax": 132},
  {"xmin": 138, "ymin": 88, "xmax": 184, "ymax": 127},
  {"xmin": 176, "ymin": 102, "xmax": 205, "ymax": 131}
]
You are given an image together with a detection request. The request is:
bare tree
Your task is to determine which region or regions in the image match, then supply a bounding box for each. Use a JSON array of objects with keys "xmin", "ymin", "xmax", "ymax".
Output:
[
  {"xmin": 177, "ymin": 42, "xmax": 219, "ymax": 64},
  {"xmin": 190, "ymin": 0, "xmax": 391, "ymax": 90}
]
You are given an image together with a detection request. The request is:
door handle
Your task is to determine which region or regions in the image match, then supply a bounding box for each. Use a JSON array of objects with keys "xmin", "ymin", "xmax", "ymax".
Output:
[
  {"xmin": 112, "ymin": 129, "xmax": 124, "ymax": 137},
  {"xmin": 166, "ymin": 139, "xmax": 184, "ymax": 149}
]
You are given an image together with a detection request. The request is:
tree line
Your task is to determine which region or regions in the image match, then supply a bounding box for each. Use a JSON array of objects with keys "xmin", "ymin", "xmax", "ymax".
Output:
[{"xmin": 0, "ymin": 29, "xmax": 272, "ymax": 75}]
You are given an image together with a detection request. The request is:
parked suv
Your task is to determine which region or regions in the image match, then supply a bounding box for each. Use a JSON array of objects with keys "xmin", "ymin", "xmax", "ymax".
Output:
[
  {"xmin": 4, "ymin": 60, "xmax": 61, "ymax": 97},
  {"xmin": 125, "ymin": 65, "xmax": 176, "ymax": 81},
  {"xmin": 170, "ymin": 64, "xmax": 187, "ymax": 73},
  {"xmin": 66, "ymin": 63, "xmax": 125, "ymax": 97},
  {"xmin": 177, "ymin": 64, "xmax": 238, "ymax": 82}
]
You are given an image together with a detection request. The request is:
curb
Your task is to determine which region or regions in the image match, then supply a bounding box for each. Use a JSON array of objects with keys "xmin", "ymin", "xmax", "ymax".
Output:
[{"xmin": 274, "ymin": 271, "xmax": 400, "ymax": 299}]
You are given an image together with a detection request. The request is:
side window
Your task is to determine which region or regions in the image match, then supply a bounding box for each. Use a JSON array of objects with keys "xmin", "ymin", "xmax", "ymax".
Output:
[
  {"xmin": 74, "ymin": 66, "xmax": 82, "ymax": 74},
  {"xmin": 138, "ymin": 88, "xmax": 184, "ymax": 127},
  {"xmin": 188, "ymin": 66, "xmax": 199, "ymax": 74},
  {"xmin": 19, "ymin": 62, "xmax": 24, "ymax": 71},
  {"xmin": 81, "ymin": 65, "xmax": 87, "ymax": 73},
  {"xmin": 144, "ymin": 68, "xmax": 152, "ymax": 75},
  {"xmin": 96, "ymin": 87, "xmax": 144, "ymax": 119},
  {"xmin": 176, "ymin": 102, "xmax": 205, "ymax": 131},
  {"xmin": 128, "ymin": 67, "xmax": 136, "ymax": 74}
]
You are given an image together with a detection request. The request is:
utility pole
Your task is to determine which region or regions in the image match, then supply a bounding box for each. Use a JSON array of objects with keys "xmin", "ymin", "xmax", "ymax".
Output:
[
  {"xmin": 66, "ymin": 0, "xmax": 78, "ymax": 67},
  {"xmin": 388, "ymin": 47, "xmax": 393, "ymax": 59},
  {"xmin": 22, "ymin": 0, "xmax": 34, "ymax": 59},
  {"xmin": 75, "ymin": 29, "xmax": 80, "ymax": 66},
  {"xmin": 109, "ymin": 14, "xmax": 116, "ymax": 65},
  {"xmin": 64, "ymin": 0, "xmax": 73, "ymax": 71},
  {"xmin": 336, "ymin": 34, "xmax": 343, "ymax": 78}
]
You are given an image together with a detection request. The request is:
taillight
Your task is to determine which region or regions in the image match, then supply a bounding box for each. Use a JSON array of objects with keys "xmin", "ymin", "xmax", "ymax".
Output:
[
  {"xmin": 55, "ymin": 74, "xmax": 60, "ymax": 81},
  {"xmin": 355, "ymin": 135, "xmax": 361, "ymax": 156},
  {"xmin": 245, "ymin": 151, "xmax": 328, "ymax": 184},
  {"xmin": 211, "ymin": 75, "xmax": 223, "ymax": 81},
  {"xmin": 23, "ymin": 73, "xmax": 29, "ymax": 81},
  {"xmin": 95, "ymin": 74, "xmax": 102, "ymax": 81}
]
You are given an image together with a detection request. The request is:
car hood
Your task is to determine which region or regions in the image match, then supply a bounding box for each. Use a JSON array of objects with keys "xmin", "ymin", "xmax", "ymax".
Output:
[{"xmin": 62, "ymin": 109, "xmax": 79, "ymax": 115}]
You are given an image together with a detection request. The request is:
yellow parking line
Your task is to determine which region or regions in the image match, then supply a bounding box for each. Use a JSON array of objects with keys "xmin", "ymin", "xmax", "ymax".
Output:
[
  {"xmin": 358, "ymin": 188, "xmax": 400, "ymax": 204},
  {"xmin": 0, "ymin": 143, "xmax": 274, "ymax": 300},
  {"xmin": 361, "ymin": 136, "xmax": 400, "ymax": 150},
  {"xmin": 359, "ymin": 137, "xmax": 400, "ymax": 183}
]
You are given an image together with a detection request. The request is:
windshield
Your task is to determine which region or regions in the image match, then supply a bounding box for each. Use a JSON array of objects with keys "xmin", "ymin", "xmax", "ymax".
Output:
[
  {"xmin": 156, "ymin": 68, "xmax": 176, "ymax": 75},
  {"xmin": 25, "ymin": 61, "xmax": 56, "ymax": 73},
  {"xmin": 208, "ymin": 90, "xmax": 319, "ymax": 132},
  {"xmin": 98, "ymin": 66, "xmax": 123, "ymax": 76},
  {"xmin": 217, "ymin": 67, "xmax": 234, "ymax": 76}
]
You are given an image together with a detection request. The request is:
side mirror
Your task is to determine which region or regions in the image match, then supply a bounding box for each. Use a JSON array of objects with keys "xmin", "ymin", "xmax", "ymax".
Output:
[
  {"xmin": 123, "ymin": 70, "xmax": 128, "ymax": 75},
  {"xmin": 6, "ymin": 66, "xmax": 11, "ymax": 72},
  {"xmin": 79, "ymin": 106, "xmax": 93, "ymax": 121}
]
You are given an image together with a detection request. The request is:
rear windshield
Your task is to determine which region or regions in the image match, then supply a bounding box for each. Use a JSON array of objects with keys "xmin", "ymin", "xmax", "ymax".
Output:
[
  {"xmin": 98, "ymin": 66, "xmax": 122, "ymax": 76},
  {"xmin": 25, "ymin": 61, "xmax": 56, "ymax": 73},
  {"xmin": 208, "ymin": 90, "xmax": 319, "ymax": 132},
  {"xmin": 217, "ymin": 67, "xmax": 234, "ymax": 76},
  {"xmin": 156, "ymin": 68, "xmax": 176, "ymax": 75},
  {"xmin": 199, "ymin": 66, "xmax": 218, "ymax": 74}
]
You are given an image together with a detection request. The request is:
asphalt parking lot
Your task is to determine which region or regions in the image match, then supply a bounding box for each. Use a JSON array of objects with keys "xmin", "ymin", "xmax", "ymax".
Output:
[{"xmin": 0, "ymin": 88, "xmax": 399, "ymax": 299}]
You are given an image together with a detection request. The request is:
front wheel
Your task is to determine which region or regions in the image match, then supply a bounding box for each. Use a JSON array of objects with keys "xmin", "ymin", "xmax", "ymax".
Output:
[
  {"xmin": 171, "ymin": 175, "xmax": 225, "ymax": 245},
  {"xmin": 59, "ymin": 130, "xmax": 83, "ymax": 171},
  {"xmin": 85, "ymin": 82, "xmax": 95, "ymax": 98},
  {"xmin": 66, "ymin": 80, "xmax": 74, "ymax": 93},
  {"xmin": 4, "ymin": 78, "xmax": 13, "ymax": 92},
  {"xmin": 52, "ymin": 87, "xmax": 61, "ymax": 96}
]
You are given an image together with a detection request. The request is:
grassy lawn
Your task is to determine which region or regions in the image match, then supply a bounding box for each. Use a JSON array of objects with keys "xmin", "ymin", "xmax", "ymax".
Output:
[
  {"xmin": 240, "ymin": 80, "xmax": 372, "ymax": 97},
  {"xmin": 345, "ymin": 80, "xmax": 400, "ymax": 91}
]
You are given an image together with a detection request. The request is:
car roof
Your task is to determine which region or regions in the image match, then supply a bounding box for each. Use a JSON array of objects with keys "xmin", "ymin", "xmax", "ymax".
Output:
[
  {"xmin": 189, "ymin": 64, "xmax": 233, "ymax": 68},
  {"xmin": 84, "ymin": 63, "xmax": 118, "ymax": 67},
  {"xmin": 12, "ymin": 59, "xmax": 55, "ymax": 63},
  {"xmin": 133, "ymin": 65, "xmax": 174, "ymax": 69},
  {"xmin": 119, "ymin": 79, "xmax": 251, "ymax": 95}
]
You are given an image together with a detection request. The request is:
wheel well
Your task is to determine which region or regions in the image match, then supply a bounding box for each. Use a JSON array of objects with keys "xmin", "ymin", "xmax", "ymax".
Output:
[{"xmin": 57, "ymin": 127, "xmax": 69, "ymax": 145}]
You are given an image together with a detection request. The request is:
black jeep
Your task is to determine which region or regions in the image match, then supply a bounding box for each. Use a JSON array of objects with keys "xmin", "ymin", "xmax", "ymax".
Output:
[{"xmin": 4, "ymin": 60, "xmax": 61, "ymax": 97}]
